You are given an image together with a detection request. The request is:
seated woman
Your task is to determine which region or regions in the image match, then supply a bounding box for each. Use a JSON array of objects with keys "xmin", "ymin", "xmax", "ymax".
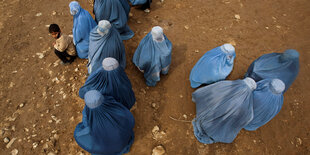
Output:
[
  {"xmin": 245, "ymin": 49, "xmax": 299, "ymax": 92},
  {"xmin": 74, "ymin": 90, "xmax": 135, "ymax": 155},
  {"xmin": 189, "ymin": 44, "xmax": 236, "ymax": 88},
  {"xmin": 244, "ymin": 79, "xmax": 285, "ymax": 131},
  {"xmin": 93, "ymin": 0, "xmax": 134, "ymax": 40},
  {"xmin": 192, "ymin": 77, "xmax": 256, "ymax": 144},
  {"xmin": 88, "ymin": 20, "xmax": 126, "ymax": 74},
  {"xmin": 69, "ymin": 1, "xmax": 97, "ymax": 59},
  {"xmin": 132, "ymin": 26, "xmax": 172, "ymax": 86},
  {"xmin": 80, "ymin": 57, "xmax": 135, "ymax": 110}
]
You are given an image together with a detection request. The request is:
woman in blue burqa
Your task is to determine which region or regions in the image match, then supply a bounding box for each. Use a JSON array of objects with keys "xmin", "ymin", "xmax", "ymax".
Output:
[
  {"xmin": 69, "ymin": 1, "xmax": 97, "ymax": 59},
  {"xmin": 192, "ymin": 77, "xmax": 256, "ymax": 144},
  {"xmin": 80, "ymin": 57, "xmax": 135, "ymax": 110},
  {"xmin": 93, "ymin": 0, "xmax": 134, "ymax": 40},
  {"xmin": 245, "ymin": 49, "xmax": 299, "ymax": 92},
  {"xmin": 132, "ymin": 26, "xmax": 172, "ymax": 86},
  {"xmin": 88, "ymin": 20, "xmax": 126, "ymax": 74},
  {"xmin": 244, "ymin": 79, "xmax": 285, "ymax": 131},
  {"xmin": 190, "ymin": 44, "xmax": 236, "ymax": 88},
  {"xmin": 74, "ymin": 90, "xmax": 135, "ymax": 155}
]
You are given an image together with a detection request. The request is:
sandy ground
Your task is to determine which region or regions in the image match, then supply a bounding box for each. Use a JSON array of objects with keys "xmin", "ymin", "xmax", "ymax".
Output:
[{"xmin": 0, "ymin": 0, "xmax": 310, "ymax": 154}]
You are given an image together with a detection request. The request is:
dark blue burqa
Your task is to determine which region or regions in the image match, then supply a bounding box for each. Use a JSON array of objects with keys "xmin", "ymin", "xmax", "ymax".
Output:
[
  {"xmin": 192, "ymin": 78, "xmax": 256, "ymax": 144},
  {"xmin": 244, "ymin": 79, "xmax": 284, "ymax": 131},
  {"xmin": 70, "ymin": 1, "xmax": 97, "ymax": 59},
  {"xmin": 88, "ymin": 25, "xmax": 126, "ymax": 74},
  {"xmin": 79, "ymin": 65, "xmax": 135, "ymax": 110},
  {"xmin": 132, "ymin": 32, "xmax": 172, "ymax": 86},
  {"xmin": 190, "ymin": 44, "xmax": 236, "ymax": 88},
  {"xmin": 129, "ymin": 0, "xmax": 151, "ymax": 5},
  {"xmin": 93, "ymin": 0, "xmax": 134, "ymax": 40},
  {"xmin": 74, "ymin": 90, "xmax": 135, "ymax": 155},
  {"xmin": 245, "ymin": 49, "xmax": 299, "ymax": 92}
]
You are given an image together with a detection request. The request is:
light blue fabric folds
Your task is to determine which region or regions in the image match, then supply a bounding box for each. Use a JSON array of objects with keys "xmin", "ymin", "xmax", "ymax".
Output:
[
  {"xmin": 80, "ymin": 58, "xmax": 135, "ymax": 110},
  {"xmin": 190, "ymin": 44, "xmax": 236, "ymax": 88},
  {"xmin": 74, "ymin": 90, "xmax": 135, "ymax": 155},
  {"xmin": 245, "ymin": 49, "xmax": 299, "ymax": 92},
  {"xmin": 192, "ymin": 77, "xmax": 256, "ymax": 144},
  {"xmin": 88, "ymin": 21, "xmax": 126, "ymax": 74},
  {"xmin": 244, "ymin": 79, "xmax": 285, "ymax": 131},
  {"xmin": 93, "ymin": 0, "xmax": 134, "ymax": 40},
  {"xmin": 69, "ymin": 1, "xmax": 97, "ymax": 59},
  {"xmin": 132, "ymin": 26, "xmax": 172, "ymax": 86}
]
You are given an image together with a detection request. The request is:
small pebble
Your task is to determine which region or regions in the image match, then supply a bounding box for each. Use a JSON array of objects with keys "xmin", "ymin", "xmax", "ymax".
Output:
[
  {"xmin": 19, "ymin": 103, "xmax": 24, "ymax": 108},
  {"xmin": 4, "ymin": 137, "xmax": 10, "ymax": 143},
  {"xmin": 152, "ymin": 103, "xmax": 156, "ymax": 108},
  {"xmin": 296, "ymin": 137, "xmax": 302, "ymax": 145},
  {"xmin": 32, "ymin": 142, "xmax": 38, "ymax": 149},
  {"xmin": 152, "ymin": 145, "xmax": 166, "ymax": 155},
  {"xmin": 183, "ymin": 114, "xmax": 187, "ymax": 119},
  {"xmin": 35, "ymin": 13, "xmax": 42, "ymax": 17},
  {"xmin": 235, "ymin": 14, "xmax": 240, "ymax": 20},
  {"xmin": 152, "ymin": 126, "xmax": 160, "ymax": 134},
  {"xmin": 11, "ymin": 149, "xmax": 18, "ymax": 155}
]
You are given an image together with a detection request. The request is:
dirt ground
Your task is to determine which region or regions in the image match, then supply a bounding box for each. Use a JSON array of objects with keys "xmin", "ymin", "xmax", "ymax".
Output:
[{"xmin": 0, "ymin": 0, "xmax": 310, "ymax": 154}]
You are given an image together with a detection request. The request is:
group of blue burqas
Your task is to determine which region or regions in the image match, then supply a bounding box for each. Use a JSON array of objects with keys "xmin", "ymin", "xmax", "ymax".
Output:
[
  {"xmin": 68, "ymin": 0, "xmax": 172, "ymax": 154},
  {"xmin": 190, "ymin": 44, "xmax": 299, "ymax": 144},
  {"xmin": 67, "ymin": 0, "xmax": 300, "ymax": 153}
]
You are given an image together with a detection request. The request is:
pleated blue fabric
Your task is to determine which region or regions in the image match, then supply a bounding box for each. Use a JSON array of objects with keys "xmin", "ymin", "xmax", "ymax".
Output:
[
  {"xmin": 190, "ymin": 44, "xmax": 236, "ymax": 88},
  {"xmin": 244, "ymin": 79, "xmax": 285, "ymax": 131},
  {"xmin": 74, "ymin": 90, "xmax": 135, "ymax": 155},
  {"xmin": 192, "ymin": 77, "xmax": 256, "ymax": 144},
  {"xmin": 93, "ymin": 0, "xmax": 134, "ymax": 40},
  {"xmin": 88, "ymin": 20, "xmax": 126, "ymax": 74},
  {"xmin": 119, "ymin": 0, "xmax": 131, "ymax": 18},
  {"xmin": 80, "ymin": 58, "xmax": 135, "ymax": 110},
  {"xmin": 69, "ymin": 1, "xmax": 97, "ymax": 59},
  {"xmin": 132, "ymin": 26, "xmax": 172, "ymax": 86},
  {"xmin": 245, "ymin": 49, "xmax": 299, "ymax": 92}
]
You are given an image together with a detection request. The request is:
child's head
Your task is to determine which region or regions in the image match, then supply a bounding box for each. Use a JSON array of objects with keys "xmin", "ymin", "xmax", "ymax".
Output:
[{"xmin": 49, "ymin": 24, "xmax": 61, "ymax": 39}]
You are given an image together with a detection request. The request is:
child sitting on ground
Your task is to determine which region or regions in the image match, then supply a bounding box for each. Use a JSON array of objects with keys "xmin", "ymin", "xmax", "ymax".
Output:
[{"xmin": 49, "ymin": 24, "xmax": 77, "ymax": 64}]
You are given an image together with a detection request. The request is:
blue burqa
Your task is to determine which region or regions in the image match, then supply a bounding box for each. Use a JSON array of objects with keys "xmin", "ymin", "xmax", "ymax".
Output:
[
  {"xmin": 119, "ymin": 0, "xmax": 131, "ymax": 18},
  {"xmin": 93, "ymin": 0, "xmax": 134, "ymax": 40},
  {"xmin": 79, "ymin": 64, "xmax": 135, "ymax": 110},
  {"xmin": 192, "ymin": 77, "xmax": 256, "ymax": 144},
  {"xmin": 74, "ymin": 90, "xmax": 135, "ymax": 155},
  {"xmin": 244, "ymin": 79, "xmax": 285, "ymax": 131},
  {"xmin": 132, "ymin": 29, "xmax": 172, "ymax": 86},
  {"xmin": 190, "ymin": 44, "xmax": 236, "ymax": 88},
  {"xmin": 88, "ymin": 25, "xmax": 126, "ymax": 74},
  {"xmin": 70, "ymin": 1, "xmax": 97, "ymax": 59},
  {"xmin": 245, "ymin": 49, "xmax": 299, "ymax": 92}
]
